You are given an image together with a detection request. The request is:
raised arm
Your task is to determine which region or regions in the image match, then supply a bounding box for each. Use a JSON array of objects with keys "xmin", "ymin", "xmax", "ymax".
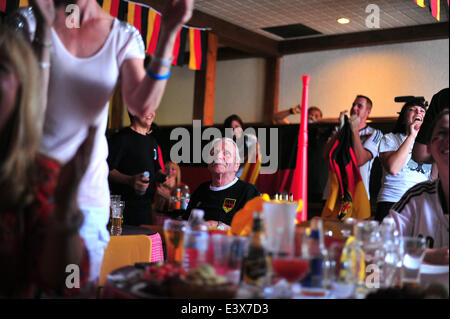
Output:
[
  {"xmin": 272, "ymin": 105, "xmax": 301, "ymax": 125},
  {"xmin": 380, "ymin": 123, "xmax": 420, "ymax": 175},
  {"xmin": 349, "ymin": 115, "xmax": 373, "ymax": 166},
  {"xmin": 121, "ymin": 0, "xmax": 194, "ymax": 117}
]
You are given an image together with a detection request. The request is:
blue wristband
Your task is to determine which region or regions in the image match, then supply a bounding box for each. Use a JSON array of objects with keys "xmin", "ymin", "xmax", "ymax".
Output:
[{"xmin": 146, "ymin": 69, "xmax": 171, "ymax": 80}]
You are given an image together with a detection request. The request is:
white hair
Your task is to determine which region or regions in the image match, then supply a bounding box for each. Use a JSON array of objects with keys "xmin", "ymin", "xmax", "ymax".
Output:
[{"xmin": 210, "ymin": 137, "xmax": 241, "ymax": 164}]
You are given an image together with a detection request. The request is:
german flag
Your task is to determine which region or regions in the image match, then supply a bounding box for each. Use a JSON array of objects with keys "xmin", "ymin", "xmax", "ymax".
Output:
[
  {"xmin": 321, "ymin": 116, "xmax": 371, "ymax": 220},
  {"xmin": 240, "ymin": 142, "xmax": 261, "ymax": 185},
  {"xmin": 127, "ymin": 1, "xmax": 142, "ymax": 33},
  {"xmin": 430, "ymin": 0, "xmax": 441, "ymax": 21},
  {"xmin": 414, "ymin": 0, "xmax": 426, "ymax": 7},
  {"xmin": 189, "ymin": 29, "xmax": 208, "ymax": 70},
  {"xmin": 100, "ymin": 0, "xmax": 119, "ymax": 18},
  {"xmin": 146, "ymin": 9, "xmax": 161, "ymax": 55},
  {"xmin": 172, "ymin": 27, "xmax": 188, "ymax": 66},
  {"xmin": 0, "ymin": 0, "xmax": 19, "ymax": 14}
]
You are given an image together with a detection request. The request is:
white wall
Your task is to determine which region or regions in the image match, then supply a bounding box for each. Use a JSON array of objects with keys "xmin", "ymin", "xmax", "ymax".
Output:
[
  {"xmin": 154, "ymin": 39, "xmax": 449, "ymax": 126},
  {"xmin": 280, "ymin": 39, "xmax": 449, "ymax": 122}
]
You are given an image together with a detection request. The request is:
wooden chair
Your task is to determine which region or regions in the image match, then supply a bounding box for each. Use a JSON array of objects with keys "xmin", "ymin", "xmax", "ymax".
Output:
[{"xmin": 98, "ymin": 235, "xmax": 152, "ymax": 288}]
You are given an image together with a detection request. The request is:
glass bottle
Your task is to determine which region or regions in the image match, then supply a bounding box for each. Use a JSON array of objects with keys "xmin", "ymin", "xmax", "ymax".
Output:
[
  {"xmin": 241, "ymin": 213, "xmax": 270, "ymax": 287},
  {"xmin": 174, "ymin": 187, "xmax": 181, "ymax": 210},
  {"xmin": 301, "ymin": 219, "xmax": 327, "ymax": 296}
]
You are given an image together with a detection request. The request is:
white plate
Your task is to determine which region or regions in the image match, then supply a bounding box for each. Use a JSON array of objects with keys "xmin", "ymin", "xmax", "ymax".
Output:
[{"xmin": 420, "ymin": 264, "xmax": 449, "ymax": 275}]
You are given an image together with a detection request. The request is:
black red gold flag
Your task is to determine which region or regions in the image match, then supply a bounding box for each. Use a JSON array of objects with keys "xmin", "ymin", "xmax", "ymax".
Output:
[
  {"xmin": 0, "ymin": 0, "xmax": 19, "ymax": 14},
  {"xmin": 430, "ymin": 0, "xmax": 441, "ymax": 20},
  {"xmin": 321, "ymin": 116, "xmax": 371, "ymax": 220},
  {"xmin": 146, "ymin": 9, "xmax": 161, "ymax": 55},
  {"xmin": 414, "ymin": 0, "xmax": 426, "ymax": 7},
  {"xmin": 240, "ymin": 143, "xmax": 261, "ymax": 185},
  {"xmin": 189, "ymin": 28, "xmax": 208, "ymax": 70},
  {"xmin": 172, "ymin": 27, "xmax": 188, "ymax": 66}
]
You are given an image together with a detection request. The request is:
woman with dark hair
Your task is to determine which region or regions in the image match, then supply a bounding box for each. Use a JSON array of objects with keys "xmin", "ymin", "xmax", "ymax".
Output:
[
  {"xmin": 223, "ymin": 114, "xmax": 259, "ymax": 180},
  {"xmin": 375, "ymin": 101, "xmax": 432, "ymax": 221}
]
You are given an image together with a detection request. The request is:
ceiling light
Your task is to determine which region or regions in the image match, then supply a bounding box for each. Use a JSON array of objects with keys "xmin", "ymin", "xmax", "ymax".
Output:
[{"xmin": 337, "ymin": 18, "xmax": 351, "ymax": 24}]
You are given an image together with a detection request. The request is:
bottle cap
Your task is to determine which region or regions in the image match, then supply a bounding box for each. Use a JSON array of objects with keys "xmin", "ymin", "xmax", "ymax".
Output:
[{"xmin": 191, "ymin": 209, "xmax": 205, "ymax": 219}]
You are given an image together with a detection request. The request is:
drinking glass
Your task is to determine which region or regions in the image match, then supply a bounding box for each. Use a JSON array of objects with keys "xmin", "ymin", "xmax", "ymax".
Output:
[
  {"xmin": 401, "ymin": 237, "xmax": 427, "ymax": 288},
  {"xmin": 271, "ymin": 227, "xmax": 309, "ymax": 298},
  {"xmin": 163, "ymin": 219, "xmax": 187, "ymax": 266},
  {"xmin": 110, "ymin": 200, "xmax": 124, "ymax": 236},
  {"xmin": 262, "ymin": 202, "xmax": 297, "ymax": 255},
  {"xmin": 210, "ymin": 234, "xmax": 248, "ymax": 284}
]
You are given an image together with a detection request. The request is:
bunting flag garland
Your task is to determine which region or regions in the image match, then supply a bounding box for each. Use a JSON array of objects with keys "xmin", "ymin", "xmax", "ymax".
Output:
[
  {"xmin": 0, "ymin": 0, "xmax": 19, "ymax": 14},
  {"xmin": 1, "ymin": 0, "xmax": 208, "ymax": 69},
  {"xmin": 414, "ymin": 0, "xmax": 426, "ymax": 7},
  {"xmin": 413, "ymin": 0, "xmax": 449, "ymax": 21},
  {"xmin": 430, "ymin": 0, "xmax": 441, "ymax": 20},
  {"xmin": 172, "ymin": 27, "xmax": 188, "ymax": 66},
  {"xmin": 189, "ymin": 28, "xmax": 208, "ymax": 70},
  {"xmin": 146, "ymin": 9, "xmax": 161, "ymax": 55}
]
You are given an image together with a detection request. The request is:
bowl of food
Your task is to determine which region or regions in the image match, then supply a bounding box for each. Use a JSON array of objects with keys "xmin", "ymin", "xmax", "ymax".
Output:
[{"xmin": 134, "ymin": 263, "xmax": 237, "ymax": 299}]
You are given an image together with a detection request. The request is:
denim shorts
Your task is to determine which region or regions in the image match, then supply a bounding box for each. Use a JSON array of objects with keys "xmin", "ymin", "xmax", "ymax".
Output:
[{"xmin": 79, "ymin": 206, "xmax": 110, "ymax": 282}]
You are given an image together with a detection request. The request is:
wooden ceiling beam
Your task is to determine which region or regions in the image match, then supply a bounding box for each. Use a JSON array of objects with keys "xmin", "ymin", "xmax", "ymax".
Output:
[{"xmin": 279, "ymin": 22, "xmax": 449, "ymax": 55}]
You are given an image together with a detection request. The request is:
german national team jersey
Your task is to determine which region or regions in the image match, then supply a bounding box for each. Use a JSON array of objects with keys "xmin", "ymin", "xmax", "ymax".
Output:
[
  {"xmin": 186, "ymin": 179, "xmax": 260, "ymax": 225},
  {"xmin": 358, "ymin": 125, "xmax": 383, "ymax": 199},
  {"xmin": 389, "ymin": 180, "xmax": 449, "ymax": 249}
]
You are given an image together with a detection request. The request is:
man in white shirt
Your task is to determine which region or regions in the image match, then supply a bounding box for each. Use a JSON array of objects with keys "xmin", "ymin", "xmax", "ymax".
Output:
[
  {"xmin": 389, "ymin": 109, "xmax": 449, "ymax": 265},
  {"xmin": 323, "ymin": 95, "xmax": 383, "ymax": 201}
]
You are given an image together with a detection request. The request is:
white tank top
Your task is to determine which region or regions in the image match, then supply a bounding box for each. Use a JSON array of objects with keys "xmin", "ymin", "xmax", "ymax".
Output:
[{"xmin": 21, "ymin": 8, "xmax": 145, "ymax": 208}]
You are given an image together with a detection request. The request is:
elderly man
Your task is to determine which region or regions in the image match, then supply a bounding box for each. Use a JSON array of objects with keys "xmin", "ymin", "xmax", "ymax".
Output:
[
  {"xmin": 185, "ymin": 138, "xmax": 260, "ymax": 231},
  {"xmin": 322, "ymin": 95, "xmax": 383, "ymax": 200}
]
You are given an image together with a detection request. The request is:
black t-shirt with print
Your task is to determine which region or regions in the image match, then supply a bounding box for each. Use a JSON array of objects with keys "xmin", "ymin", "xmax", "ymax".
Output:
[
  {"xmin": 107, "ymin": 127, "xmax": 162, "ymax": 225},
  {"xmin": 186, "ymin": 180, "xmax": 260, "ymax": 225}
]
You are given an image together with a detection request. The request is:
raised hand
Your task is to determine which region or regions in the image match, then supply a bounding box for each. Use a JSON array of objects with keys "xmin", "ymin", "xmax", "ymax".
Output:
[
  {"xmin": 338, "ymin": 110, "xmax": 347, "ymax": 129},
  {"xmin": 349, "ymin": 114, "xmax": 361, "ymax": 132},
  {"xmin": 409, "ymin": 120, "xmax": 422, "ymax": 138},
  {"xmin": 161, "ymin": 0, "xmax": 194, "ymax": 33},
  {"xmin": 131, "ymin": 172, "xmax": 150, "ymax": 193},
  {"xmin": 30, "ymin": 0, "xmax": 55, "ymax": 26}
]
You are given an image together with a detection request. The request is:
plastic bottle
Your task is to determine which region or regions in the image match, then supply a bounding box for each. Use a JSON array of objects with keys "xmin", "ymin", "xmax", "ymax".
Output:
[
  {"xmin": 182, "ymin": 209, "xmax": 209, "ymax": 272},
  {"xmin": 241, "ymin": 213, "xmax": 270, "ymax": 287},
  {"xmin": 136, "ymin": 171, "xmax": 150, "ymax": 196},
  {"xmin": 379, "ymin": 217, "xmax": 402, "ymax": 288},
  {"xmin": 174, "ymin": 187, "xmax": 181, "ymax": 210},
  {"xmin": 301, "ymin": 219, "xmax": 327, "ymax": 296},
  {"xmin": 180, "ymin": 185, "xmax": 190, "ymax": 210}
]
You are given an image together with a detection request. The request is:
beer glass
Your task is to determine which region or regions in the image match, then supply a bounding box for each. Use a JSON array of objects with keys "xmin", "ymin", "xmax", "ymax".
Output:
[
  {"xmin": 110, "ymin": 200, "xmax": 124, "ymax": 236},
  {"xmin": 164, "ymin": 219, "xmax": 187, "ymax": 266}
]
